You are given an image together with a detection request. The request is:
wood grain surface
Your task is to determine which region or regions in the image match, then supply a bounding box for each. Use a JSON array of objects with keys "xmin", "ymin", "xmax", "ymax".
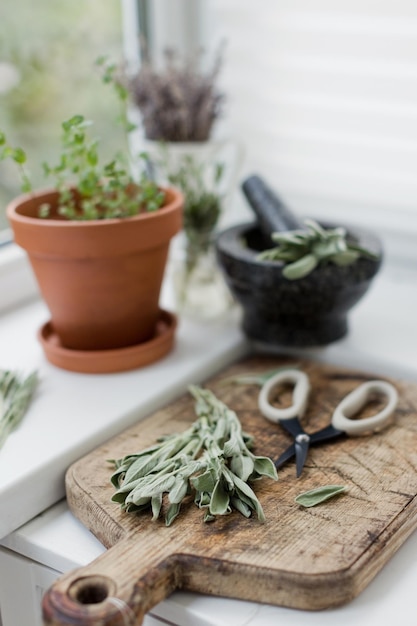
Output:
[{"xmin": 43, "ymin": 355, "xmax": 417, "ymax": 625}]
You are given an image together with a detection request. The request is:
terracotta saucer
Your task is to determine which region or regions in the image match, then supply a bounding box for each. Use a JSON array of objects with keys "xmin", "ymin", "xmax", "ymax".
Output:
[{"xmin": 38, "ymin": 309, "xmax": 178, "ymax": 374}]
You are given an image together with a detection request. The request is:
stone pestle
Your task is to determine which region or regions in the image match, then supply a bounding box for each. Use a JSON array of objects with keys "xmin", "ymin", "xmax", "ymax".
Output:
[{"xmin": 241, "ymin": 175, "xmax": 304, "ymax": 247}]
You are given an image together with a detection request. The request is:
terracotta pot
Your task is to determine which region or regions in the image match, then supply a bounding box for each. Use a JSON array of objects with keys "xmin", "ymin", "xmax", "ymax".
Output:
[{"xmin": 7, "ymin": 186, "xmax": 183, "ymax": 352}]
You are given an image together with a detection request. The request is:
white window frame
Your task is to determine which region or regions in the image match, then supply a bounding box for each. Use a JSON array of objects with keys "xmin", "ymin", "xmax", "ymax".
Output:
[{"xmin": 0, "ymin": 243, "xmax": 39, "ymax": 314}]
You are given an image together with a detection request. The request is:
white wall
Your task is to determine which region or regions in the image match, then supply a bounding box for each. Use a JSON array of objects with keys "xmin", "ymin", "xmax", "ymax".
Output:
[{"xmin": 205, "ymin": 0, "xmax": 417, "ymax": 240}]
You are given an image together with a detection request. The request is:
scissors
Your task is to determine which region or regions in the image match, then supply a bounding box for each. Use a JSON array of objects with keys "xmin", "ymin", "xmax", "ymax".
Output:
[{"xmin": 258, "ymin": 369, "xmax": 398, "ymax": 477}]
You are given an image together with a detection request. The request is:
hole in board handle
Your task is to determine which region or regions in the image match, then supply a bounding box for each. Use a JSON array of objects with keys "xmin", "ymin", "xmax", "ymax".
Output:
[{"xmin": 69, "ymin": 575, "xmax": 116, "ymax": 606}]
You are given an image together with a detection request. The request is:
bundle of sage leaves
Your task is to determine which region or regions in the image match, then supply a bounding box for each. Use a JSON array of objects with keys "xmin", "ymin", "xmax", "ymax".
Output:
[{"xmin": 110, "ymin": 385, "xmax": 278, "ymax": 526}]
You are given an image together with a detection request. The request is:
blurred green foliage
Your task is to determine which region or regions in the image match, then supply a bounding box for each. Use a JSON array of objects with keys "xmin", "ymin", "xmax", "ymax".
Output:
[{"xmin": 0, "ymin": 0, "xmax": 123, "ymax": 230}]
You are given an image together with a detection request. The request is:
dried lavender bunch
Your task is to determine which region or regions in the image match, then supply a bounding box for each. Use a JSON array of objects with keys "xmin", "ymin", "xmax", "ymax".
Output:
[{"xmin": 128, "ymin": 47, "xmax": 225, "ymax": 142}]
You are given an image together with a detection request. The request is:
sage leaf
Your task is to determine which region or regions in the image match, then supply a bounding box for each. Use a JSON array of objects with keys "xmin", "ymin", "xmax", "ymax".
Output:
[
  {"xmin": 123, "ymin": 455, "xmax": 160, "ymax": 483},
  {"xmin": 313, "ymin": 239, "xmax": 340, "ymax": 259},
  {"xmin": 109, "ymin": 464, "xmax": 130, "ymax": 488},
  {"xmin": 330, "ymin": 250, "xmax": 359, "ymax": 266},
  {"xmin": 213, "ymin": 415, "xmax": 227, "ymax": 441},
  {"xmin": 303, "ymin": 218, "xmax": 328, "ymax": 237},
  {"xmin": 166, "ymin": 502, "xmax": 181, "ymax": 526},
  {"xmin": 191, "ymin": 468, "xmax": 216, "ymax": 493},
  {"xmin": 232, "ymin": 474, "xmax": 266, "ymax": 522},
  {"xmin": 210, "ymin": 479, "xmax": 230, "ymax": 516},
  {"xmin": 124, "ymin": 501, "xmax": 150, "ymax": 514},
  {"xmin": 295, "ymin": 485, "xmax": 348, "ymax": 508},
  {"xmin": 230, "ymin": 454, "xmax": 254, "ymax": 481},
  {"xmin": 283, "ymin": 253, "xmax": 318, "ymax": 280},
  {"xmin": 223, "ymin": 433, "xmax": 242, "ymax": 457},
  {"xmin": 222, "ymin": 465, "xmax": 235, "ymax": 491},
  {"xmin": 135, "ymin": 473, "xmax": 176, "ymax": 499},
  {"xmin": 218, "ymin": 367, "xmax": 299, "ymax": 387},
  {"xmin": 253, "ymin": 456, "xmax": 278, "ymax": 480},
  {"xmin": 230, "ymin": 496, "xmax": 252, "ymax": 518},
  {"xmin": 195, "ymin": 491, "xmax": 211, "ymax": 508},
  {"xmin": 151, "ymin": 494, "xmax": 162, "ymax": 520},
  {"xmin": 111, "ymin": 491, "xmax": 129, "ymax": 504},
  {"xmin": 347, "ymin": 243, "xmax": 379, "ymax": 260},
  {"xmin": 169, "ymin": 477, "xmax": 189, "ymax": 504},
  {"xmin": 272, "ymin": 230, "xmax": 308, "ymax": 245},
  {"xmin": 126, "ymin": 492, "xmax": 151, "ymax": 507}
]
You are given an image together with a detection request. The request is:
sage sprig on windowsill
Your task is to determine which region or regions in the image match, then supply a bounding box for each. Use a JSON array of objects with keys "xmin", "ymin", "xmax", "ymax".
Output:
[
  {"xmin": 110, "ymin": 385, "xmax": 278, "ymax": 526},
  {"xmin": 0, "ymin": 370, "xmax": 38, "ymax": 450},
  {"xmin": 218, "ymin": 365, "xmax": 300, "ymax": 387}
]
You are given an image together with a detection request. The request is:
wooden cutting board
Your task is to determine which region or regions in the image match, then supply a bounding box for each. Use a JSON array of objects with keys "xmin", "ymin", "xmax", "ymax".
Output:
[{"xmin": 43, "ymin": 355, "xmax": 417, "ymax": 625}]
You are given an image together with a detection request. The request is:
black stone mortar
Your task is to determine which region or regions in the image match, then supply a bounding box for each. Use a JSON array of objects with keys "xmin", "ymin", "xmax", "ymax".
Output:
[{"xmin": 215, "ymin": 221, "xmax": 383, "ymax": 348}]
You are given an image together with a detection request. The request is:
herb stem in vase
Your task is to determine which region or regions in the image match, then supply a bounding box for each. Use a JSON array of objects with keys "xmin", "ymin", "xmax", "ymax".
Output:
[{"xmin": 168, "ymin": 157, "xmax": 233, "ymax": 319}]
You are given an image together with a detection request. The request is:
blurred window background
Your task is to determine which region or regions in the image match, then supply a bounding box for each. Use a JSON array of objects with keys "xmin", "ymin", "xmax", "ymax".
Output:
[
  {"xmin": 0, "ymin": 0, "xmax": 123, "ymax": 235},
  {"xmin": 1, "ymin": 0, "xmax": 417, "ymax": 244},
  {"xmin": 207, "ymin": 0, "xmax": 417, "ymax": 234},
  {"xmin": 125, "ymin": 0, "xmax": 417, "ymax": 243}
]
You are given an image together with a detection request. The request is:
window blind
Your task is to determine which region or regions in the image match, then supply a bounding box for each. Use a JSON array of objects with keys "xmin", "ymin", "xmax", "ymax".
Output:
[{"xmin": 205, "ymin": 0, "xmax": 417, "ymax": 234}]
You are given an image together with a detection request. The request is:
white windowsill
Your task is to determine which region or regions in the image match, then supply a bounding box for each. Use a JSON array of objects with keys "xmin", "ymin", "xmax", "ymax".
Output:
[
  {"xmin": 0, "ymin": 251, "xmax": 417, "ymax": 626},
  {"xmin": 0, "ymin": 247, "xmax": 416, "ymax": 535},
  {"xmin": 0, "ymin": 272, "xmax": 249, "ymax": 539}
]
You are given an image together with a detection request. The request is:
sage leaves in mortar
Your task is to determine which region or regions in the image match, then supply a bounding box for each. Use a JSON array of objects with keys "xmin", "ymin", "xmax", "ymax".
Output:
[
  {"xmin": 110, "ymin": 385, "xmax": 278, "ymax": 526},
  {"xmin": 295, "ymin": 485, "xmax": 348, "ymax": 508},
  {"xmin": 258, "ymin": 218, "xmax": 378, "ymax": 280}
]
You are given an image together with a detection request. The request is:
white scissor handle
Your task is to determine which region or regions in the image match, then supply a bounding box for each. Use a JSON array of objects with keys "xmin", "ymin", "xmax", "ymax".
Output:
[
  {"xmin": 332, "ymin": 380, "xmax": 398, "ymax": 436},
  {"xmin": 258, "ymin": 369, "xmax": 310, "ymax": 424}
]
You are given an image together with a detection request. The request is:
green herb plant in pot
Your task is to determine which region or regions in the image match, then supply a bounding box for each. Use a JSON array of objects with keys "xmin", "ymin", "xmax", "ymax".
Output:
[
  {"xmin": 2, "ymin": 89, "xmax": 183, "ymax": 374},
  {"xmin": 216, "ymin": 178, "xmax": 382, "ymax": 348}
]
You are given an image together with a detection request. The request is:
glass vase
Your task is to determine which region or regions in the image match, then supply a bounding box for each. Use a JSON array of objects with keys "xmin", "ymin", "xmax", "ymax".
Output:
[{"xmin": 172, "ymin": 233, "xmax": 234, "ymax": 320}]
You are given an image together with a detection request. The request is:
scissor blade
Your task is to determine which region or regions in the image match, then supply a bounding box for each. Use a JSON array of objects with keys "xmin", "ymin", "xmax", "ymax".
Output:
[
  {"xmin": 274, "ymin": 443, "xmax": 296, "ymax": 469},
  {"xmin": 276, "ymin": 427, "xmax": 342, "ymax": 475},
  {"xmin": 279, "ymin": 416, "xmax": 306, "ymax": 438},
  {"xmin": 295, "ymin": 438, "xmax": 310, "ymax": 477},
  {"xmin": 309, "ymin": 424, "xmax": 344, "ymax": 445},
  {"xmin": 275, "ymin": 438, "xmax": 310, "ymax": 477}
]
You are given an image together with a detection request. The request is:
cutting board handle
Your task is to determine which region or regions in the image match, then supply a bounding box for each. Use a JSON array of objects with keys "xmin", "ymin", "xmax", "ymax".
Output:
[{"xmin": 42, "ymin": 536, "xmax": 179, "ymax": 625}]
